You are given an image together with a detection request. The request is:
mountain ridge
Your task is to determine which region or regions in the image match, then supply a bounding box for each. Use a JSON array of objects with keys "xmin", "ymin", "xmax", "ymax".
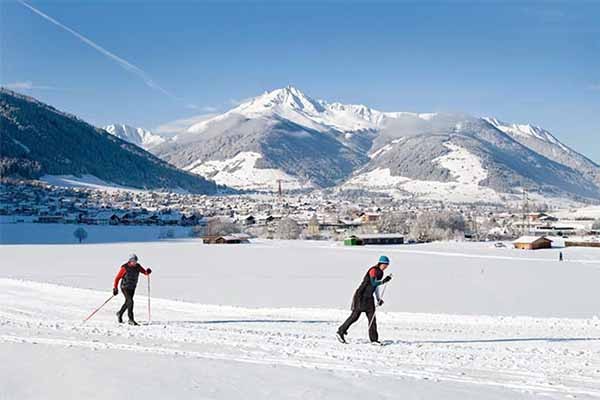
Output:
[
  {"xmin": 148, "ymin": 86, "xmax": 600, "ymax": 202},
  {"xmin": 104, "ymin": 124, "xmax": 165, "ymax": 150},
  {"xmin": 0, "ymin": 88, "xmax": 219, "ymax": 194}
]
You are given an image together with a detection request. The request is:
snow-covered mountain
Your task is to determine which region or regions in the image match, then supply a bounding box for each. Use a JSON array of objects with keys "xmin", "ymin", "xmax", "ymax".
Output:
[
  {"xmin": 0, "ymin": 89, "xmax": 218, "ymax": 194},
  {"xmin": 484, "ymin": 118, "xmax": 600, "ymax": 186},
  {"xmin": 151, "ymin": 86, "xmax": 600, "ymax": 202},
  {"xmin": 186, "ymin": 85, "xmax": 386, "ymax": 135},
  {"xmin": 346, "ymin": 113, "xmax": 600, "ymax": 203},
  {"xmin": 104, "ymin": 124, "xmax": 165, "ymax": 150},
  {"xmin": 153, "ymin": 86, "xmax": 377, "ymax": 190}
]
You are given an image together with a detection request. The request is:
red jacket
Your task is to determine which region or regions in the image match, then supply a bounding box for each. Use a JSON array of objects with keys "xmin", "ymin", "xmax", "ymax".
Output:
[{"xmin": 114, "ymin": 263, "xmax": 149, "ymax": 289}]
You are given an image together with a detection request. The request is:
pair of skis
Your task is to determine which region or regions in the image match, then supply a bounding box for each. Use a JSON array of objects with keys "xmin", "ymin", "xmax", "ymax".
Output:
[{"xmin": 336, "ymin": 334, "xmax": 390, "ymax": 346}]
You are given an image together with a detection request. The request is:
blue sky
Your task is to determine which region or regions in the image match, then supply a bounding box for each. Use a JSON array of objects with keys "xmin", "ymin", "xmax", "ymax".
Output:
[{"xmin": 2, "ymin": 0, "xmax": 599, "ymax": 162}]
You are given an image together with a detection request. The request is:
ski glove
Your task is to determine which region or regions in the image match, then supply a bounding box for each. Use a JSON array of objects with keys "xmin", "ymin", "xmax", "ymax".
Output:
[
  {"xmin": 378, "ymin": 299, "xmax": 385, "ymax": 306},
  {"xmin": 113, "ymin": 288, "xmax": 118, "ymax": 296},
  {"xmin": 146, "ymin": 268, "xmax": 152, "ymax": 275},
  {"xmin": 382, "ymin": 276, "xmax": 392, "ymax": 284}
]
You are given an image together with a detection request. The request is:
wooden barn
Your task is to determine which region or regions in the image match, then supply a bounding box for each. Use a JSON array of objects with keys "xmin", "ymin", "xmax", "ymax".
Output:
[
  {"xmin": 512, "ymin": 236, "xmax": 553, "ymax": 250},
  {"xmin": 203, "ymin": 233, "xmax": 251, "ymax": 244}
]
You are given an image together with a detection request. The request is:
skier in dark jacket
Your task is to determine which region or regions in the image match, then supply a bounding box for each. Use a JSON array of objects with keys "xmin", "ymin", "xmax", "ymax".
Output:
[
  {"xmin": 337, "ymin": 256, "xmax": 392, "ymax": 345},
  {"xmin": 113, "ymin": 254, "xmax": 151, "ymax": 326}
]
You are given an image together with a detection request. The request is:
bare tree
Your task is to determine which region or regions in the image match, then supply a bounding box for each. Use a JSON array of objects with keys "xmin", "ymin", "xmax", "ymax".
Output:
[
  {"xmin": 408, "ymin": 211, "xmax": 466, "ymax": 241},
  {"xmin": 377, "ymin": 212, "xmax": 408, "ymax": 234},
  {"xmin": 190, "ymin": 225, "xmax": 205, "ymax": 238},
  {"xmin": 276, "ymin": 217, "xmax": 301, "ymax": 240},
  {"xmin": 205, "ymin": 217, "xmax": 241, "ymax": 236},
  {"xmin": 159, "ymin": 228, "xmax": 175, "ymax": 239},
  {"xmin": 73, "ymin": 227, "xmax": 88, "ymax": 243},
  {"xmin": 247, "ymin": 225, "xmax": 270, "ymax": 239}
]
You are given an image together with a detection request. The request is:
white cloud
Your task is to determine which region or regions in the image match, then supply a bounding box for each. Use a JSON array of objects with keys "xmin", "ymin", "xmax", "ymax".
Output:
[
  {"xmin": 184, "ymin": 104, "xmax": 218, "ymax": 113},
  {"xmin": 154, "ymin": 114, "xmax": 217, "ymax": 136},
  {"xmin": 229, "ymin": 97, "xmax": 253, "ymax": 106},
  {"xmin": 2, "ymin": 81, "xmax": 63, "ymax": 91},
  {"xmin": 3, "ymin": 81, "xmax": 34, "ymax": 90}
]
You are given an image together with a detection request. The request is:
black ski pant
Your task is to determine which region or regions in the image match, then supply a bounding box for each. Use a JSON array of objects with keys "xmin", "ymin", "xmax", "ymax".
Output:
[
  {"xmin": 118, "ymin": 286, "xmax": 136, "ymax": 321},
  {"xmin": 338, "ymin": 308, "xmax": 378, "ymax": 342}
]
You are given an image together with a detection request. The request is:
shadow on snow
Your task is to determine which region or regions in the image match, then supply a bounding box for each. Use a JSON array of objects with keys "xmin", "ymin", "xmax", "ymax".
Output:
[{"xmin": 390, "ymin": 337, "xmax": 600, "ymax": 345}]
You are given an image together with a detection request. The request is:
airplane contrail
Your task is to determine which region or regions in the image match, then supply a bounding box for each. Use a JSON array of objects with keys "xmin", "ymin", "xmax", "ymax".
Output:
[{"xmin": 18, "ymin": 0, "xmax": 177, "ymax": 100}]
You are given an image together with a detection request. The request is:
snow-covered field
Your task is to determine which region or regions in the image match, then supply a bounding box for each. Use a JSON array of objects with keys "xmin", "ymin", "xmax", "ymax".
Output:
[{"xmin": 2, "ymin": 240, "xmax": 600, "ymax": 399}]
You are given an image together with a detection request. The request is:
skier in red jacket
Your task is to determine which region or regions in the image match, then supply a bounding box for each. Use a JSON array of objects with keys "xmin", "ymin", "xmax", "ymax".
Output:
[{"xmin": 113, "ymin": 254, "xmax": 151, "ymax": 325}]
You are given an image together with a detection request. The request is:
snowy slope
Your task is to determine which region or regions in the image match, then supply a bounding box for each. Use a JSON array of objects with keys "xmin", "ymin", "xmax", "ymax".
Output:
[
  {"xmin": 345, "ymin": 142, "xmax": 502, "ymax": 203},
  {"xmin": 104, "ymin": 124, "xmax": 166, "ymax": 150},
  {"xmin": 40, "ymin": 174, "xmax": 143, "ymax": 192},
  {"xmin": 185, "ymin": 151, "xmax": 311, "ymax": 191},
  {"xmin": 485, "ymin": 118, "xmax": 569, "ymax": 150},
  {"xmin": 353, "ymin": 114, "xmax": 600, "ymax": 203},
  {"xmin": 485, "ymin": 117, "xmax": 600, "ymax": 186}
]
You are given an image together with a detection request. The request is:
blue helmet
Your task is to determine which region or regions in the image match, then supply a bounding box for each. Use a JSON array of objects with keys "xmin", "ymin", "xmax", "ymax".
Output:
[{"xmin": 378, "ymin": 255, "xmax": 390, "ymax": 265}]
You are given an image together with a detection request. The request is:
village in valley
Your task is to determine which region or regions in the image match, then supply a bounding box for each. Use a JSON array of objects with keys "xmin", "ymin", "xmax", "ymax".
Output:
[{"xmin": 1, "ymin": 178, "xmax": 599, "ymax": 248}]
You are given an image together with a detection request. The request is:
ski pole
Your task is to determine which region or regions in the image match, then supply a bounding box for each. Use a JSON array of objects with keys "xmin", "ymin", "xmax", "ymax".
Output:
[
  {"xmin": 147, "ymin": 274, "xmax": 151, "ymax": 323},
  {"xmin": 368, "ymin": 275, "xmax": 391, "ymax": 331},
  {"xmin": 368, "ymin": 309, "xmax": 377, "ymax": 331},
  {"xmin": 83, "ymin": 295, "xmax": 115, "ymax": 323}
]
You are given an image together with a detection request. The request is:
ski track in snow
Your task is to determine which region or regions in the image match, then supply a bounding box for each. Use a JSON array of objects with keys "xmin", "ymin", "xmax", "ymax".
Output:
[{"xmin": 2, "ymin": 278, "xmax": 600, "ymax": 399}]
